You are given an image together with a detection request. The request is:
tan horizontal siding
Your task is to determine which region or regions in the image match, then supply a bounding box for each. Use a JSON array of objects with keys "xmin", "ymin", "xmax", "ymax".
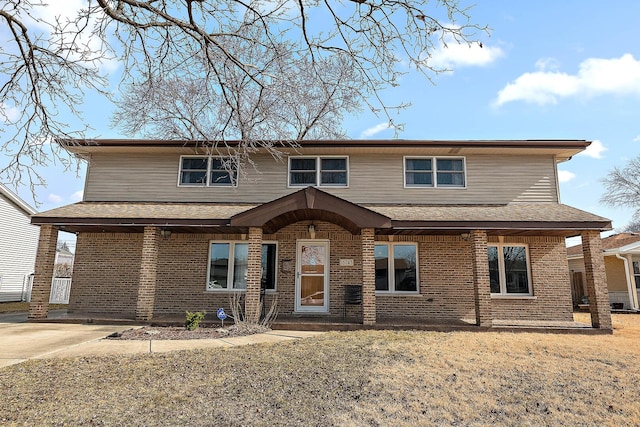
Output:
[{"xmin": 83, "ymin": 152, "xmax": 558, "ymax": 204}]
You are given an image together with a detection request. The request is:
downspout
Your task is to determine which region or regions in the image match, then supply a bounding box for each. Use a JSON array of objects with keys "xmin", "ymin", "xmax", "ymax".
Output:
[
  {"xmin": 625, "ymin": 254, "xmax": 639, "ymax": 311},
  {"xmin": 615, "ymin": 253, "xmax": 639, "ymax": 311}
]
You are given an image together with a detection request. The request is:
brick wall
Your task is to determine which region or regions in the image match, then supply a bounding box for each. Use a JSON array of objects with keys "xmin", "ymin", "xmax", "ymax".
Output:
[
  {"xmin": 69, "ymin": 227, "xmax": 575, "ymax": 323},
  {"xmin": 375, "ymin": 235, "xmax": 476, "ymax": 322},
  {"xmin": 489, "ymin": 236, "xmax": 574, "ymax": 322},
  {"xmin": 70, "ymin": 232, "xmax": 142, "ymax": 316}
]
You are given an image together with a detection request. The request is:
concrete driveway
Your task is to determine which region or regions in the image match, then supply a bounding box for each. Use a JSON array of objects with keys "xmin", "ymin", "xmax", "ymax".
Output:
[{"xmin": 0, "ymin": 313, "xmax": 126, "ymax": 368}]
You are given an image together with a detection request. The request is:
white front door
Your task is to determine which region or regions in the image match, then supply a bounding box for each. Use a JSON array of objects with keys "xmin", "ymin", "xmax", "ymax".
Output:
[{"xmin": 295, "ymin": 240, "xmax": 329, "ymax": 312}]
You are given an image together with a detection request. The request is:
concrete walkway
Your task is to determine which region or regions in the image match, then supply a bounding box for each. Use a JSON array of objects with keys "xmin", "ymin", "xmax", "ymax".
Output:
[{"xmin": 0, "ymin": 312, "xmax": 323, "ymax": 368}]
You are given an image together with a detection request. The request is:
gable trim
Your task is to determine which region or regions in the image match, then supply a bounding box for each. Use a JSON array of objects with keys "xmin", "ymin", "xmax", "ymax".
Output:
[{"xmin": 230, "ymin": 186, "xmax": 392, "ymax": 234}]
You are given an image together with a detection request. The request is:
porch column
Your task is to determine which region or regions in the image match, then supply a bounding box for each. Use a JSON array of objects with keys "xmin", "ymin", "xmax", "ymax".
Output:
[
  {"xmin": 361, "ymin": 228, "xmax": 376, "ymax": 325},
  {"xmin": 245, "ymin": 227, "xmax": 263, "ymax": 323},
  {"xmin": 470, "ymin": 229, "xmax": 492, "ymax": 327},
  {"xmin": 581, "ymin": 230, "xmax": 612, "ymax": 330},
  {"xmin": 28, "ymin": 224, "xmax": 59, "ymax": 319},
  {"xmin": 136, "ymin": 226, "xmax": 159, "ymax": 321}
]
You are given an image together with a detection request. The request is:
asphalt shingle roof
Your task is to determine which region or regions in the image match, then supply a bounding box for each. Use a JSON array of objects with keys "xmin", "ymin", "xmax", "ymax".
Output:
[
  {"xmin": 33, "ymin": 201, "xmax": 610, "ymax": 227},
  {"xmin": 567, "ymin": 232, "xmax": 640, "ymax": 256}
]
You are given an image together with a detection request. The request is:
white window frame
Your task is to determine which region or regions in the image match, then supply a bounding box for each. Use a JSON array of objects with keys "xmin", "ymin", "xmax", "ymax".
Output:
[
  {"xmin": 403, "ymin": 156, "xmax": 467, "ymax": 189},
  {"xmin": 374, "ymin": 242, "xmax": 419, "ymax": 294},
  {"xmin": 633, "ymin": 261, "xmax": 640, "ymax": 289},
  {"xmin": 178, "ymin": 155, "xmax": 238, "ymax": 187},
  {"xmin": 206, "ymin": 241, "xmax": 278, "ymax": 292},
  {"xmin": 488, "ymin": 243, "xmax": 533, "ymax": 296},
  {"xmin": 288, "ymin": 156, "xmax": 349, "ymax": 188}
]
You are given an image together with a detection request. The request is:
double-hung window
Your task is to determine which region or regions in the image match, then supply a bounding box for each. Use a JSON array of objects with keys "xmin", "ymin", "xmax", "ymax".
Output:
[
  {"xmin": 179, "ymin": 156, "xmax": 237, "ymax": 187},
  {"xmin": 404, "ymin": 157, "xmax": 465, "ymax": 188},
  {"xmin": 374, "ymin": 243, "xmax": 418, "ymax": 293},
  {"xmin": 633, "ymin": 261, "xmax": 640, "ymax": 289},
  {"xmin": 289, "ymin": 156, "xmax": 348, "ymax": 187},
  {"xmin": 488, "ymin": 244, "xmax": 532, "ymax": 295},
  {"xmin": 207, "ymin": 242, "xmax": 277, "ymax": 291}
]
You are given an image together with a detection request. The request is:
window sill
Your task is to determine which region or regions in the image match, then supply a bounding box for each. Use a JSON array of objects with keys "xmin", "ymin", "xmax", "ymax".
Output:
[
  {"xmin": 375, "ymin": 292, "xmax": 421, "ymax": 296},
  {"xmin": 491, "ymin": 294, "xmax": 537, "ymax": 300},
  {"xmin": 205, "ymin": 289, "xmax": 277, "ymax": 293}
]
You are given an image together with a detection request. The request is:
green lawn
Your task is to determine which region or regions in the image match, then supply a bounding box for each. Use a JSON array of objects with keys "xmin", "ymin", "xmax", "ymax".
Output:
[{"xmin": 1, "ymin": 314, "xmax": 639, "ymax": 426}]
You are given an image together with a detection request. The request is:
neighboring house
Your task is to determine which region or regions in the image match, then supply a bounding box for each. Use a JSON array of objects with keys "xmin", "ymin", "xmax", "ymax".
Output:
[
  {"xmin": 0, "ymin": 184, "xmax": 40, "ymax": 302},
  {"xmin": 55, "ymin": 245, "xmax": 75, "ymax": 268},
  {"xmin": 568, "ymin": 233, "xmax": 640, "ymax": 311},
  {"xmin": 28, "ymin": 139, "xmax": 614, "ymax": 330}
]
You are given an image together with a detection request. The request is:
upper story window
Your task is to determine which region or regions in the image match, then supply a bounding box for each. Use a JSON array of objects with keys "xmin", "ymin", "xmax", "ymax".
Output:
[
  {"xmin": 179, "ymin": 156, "xmax": 237, "ymax": 187},
  {"xmin": 488, "ymin": 244, "xmax": 532, "ymax": 296},
  {"xmin": 289, "ymin": 156, "xmax": 348, "ymax": 187},
  {"xmin": 404, "ymin": 157, "xmax": 466, "ymax": 188}
]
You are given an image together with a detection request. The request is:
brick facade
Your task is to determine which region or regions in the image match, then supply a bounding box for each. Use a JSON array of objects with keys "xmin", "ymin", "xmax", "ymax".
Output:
[
  {"xmin": 471, "ymin": 230, "xmax": 492, "ymax": 327},
  {"xmin": 245, "ymin": 227, "xmax": 263, "ymax": 323},
  {"xmin": 28, "ymin": 224, "xmax": 58, "ymax": 319},
  {"xmin": 70, "ymin": 232, "xmax": 142, "ymax": 316},
  {"xmin": 581, "ymin": 230, "xmax": 613, "ymax": 330},
  {"xmin": 489, "ymin": 236, "xmax": 574, "ymax": 322},
  {"xmin": 66, "ymin": 223, "xmax": 577, "ymax": 325},
  {"xmin": 361, "ymin": 228, "xmax": 376, "ymax": 325},
  {"xmin": 136, "ymin": 226, "xmax": 159, "ymax": 321}
]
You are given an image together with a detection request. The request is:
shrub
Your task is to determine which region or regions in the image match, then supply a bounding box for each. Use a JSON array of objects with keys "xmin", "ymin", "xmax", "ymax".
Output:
[{"xmin": 185, "ymin": 310, "xmax": 206, "ymax": 331}]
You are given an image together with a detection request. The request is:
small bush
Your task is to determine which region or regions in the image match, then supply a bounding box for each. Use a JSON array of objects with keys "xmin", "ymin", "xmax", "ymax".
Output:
[{"xmin": 185, "ymin": 310, "xmax": 206, "ymax": 331}]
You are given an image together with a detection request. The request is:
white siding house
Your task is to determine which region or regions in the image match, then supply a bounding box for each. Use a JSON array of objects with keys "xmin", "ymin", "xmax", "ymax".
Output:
[{"xmin": 0, "ymin": 184, "xmax": 40, "ymax": 302}]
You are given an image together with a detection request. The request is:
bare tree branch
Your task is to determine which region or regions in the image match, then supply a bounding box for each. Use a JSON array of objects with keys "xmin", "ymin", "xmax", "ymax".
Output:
[
  {"xmin": 1, "ymin": 0, "xmax": 487, "ymax": 198},
  {"xmin": 601, "ymin": 155, "xmax": 640, "ymax": 231}
]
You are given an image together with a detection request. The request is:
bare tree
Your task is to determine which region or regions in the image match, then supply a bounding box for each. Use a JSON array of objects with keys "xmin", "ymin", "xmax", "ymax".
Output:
[
  {"xmin": 111, "ymin": 50, "xmax": 363, "ymax": 144},
  {"xmin": 601, "ymin": 155, "xmax": 640, "ymax": 231},
  {"xmin": 1, "ymin": 0, "xmax": 487, "ymax": 195}
]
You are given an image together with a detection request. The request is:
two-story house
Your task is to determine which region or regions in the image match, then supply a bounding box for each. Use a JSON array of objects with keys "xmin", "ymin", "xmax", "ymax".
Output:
[{"xmin": 28, "ymin": 139, "xmax": 613, "ymax": 330}]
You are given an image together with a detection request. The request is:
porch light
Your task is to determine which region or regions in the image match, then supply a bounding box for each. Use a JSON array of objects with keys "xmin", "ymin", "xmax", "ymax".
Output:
[
  {"xmin": 308, "ymin": 224, "xmax": 316, "ymax": 239},
  {"xmin": 160, "ymin": 228, "xmax": 172, "ymax": 239},
  {"xmin": 460, "ymin": 232, "xmax": 470, "ymax": 241}
]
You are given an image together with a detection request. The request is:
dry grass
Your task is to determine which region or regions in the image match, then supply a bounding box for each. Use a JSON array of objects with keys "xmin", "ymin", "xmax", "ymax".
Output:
[{"xmin": 1, "ymin": 314, "xmax": 639, "ymax": 426}]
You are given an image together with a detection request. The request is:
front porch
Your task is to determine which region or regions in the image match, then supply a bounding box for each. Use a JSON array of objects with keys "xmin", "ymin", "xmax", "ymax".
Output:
[{"xmin": 28, "ymin": 188, "xmax": 614, "ymax": 331}]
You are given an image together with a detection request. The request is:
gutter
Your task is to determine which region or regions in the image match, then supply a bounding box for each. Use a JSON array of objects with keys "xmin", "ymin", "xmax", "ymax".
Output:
[{"xmin": 614, "ymin": 252, "xmax": 640, "ymax": 311}]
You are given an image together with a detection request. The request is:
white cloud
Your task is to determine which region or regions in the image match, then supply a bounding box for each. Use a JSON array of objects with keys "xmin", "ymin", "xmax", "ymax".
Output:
[
  {"xmin": 70, "ymin": 190, "xmax": 84, "ymax": 202},
  {"xmin": 633, "ymin": 135, "xmax": 640, "ymax": 142},
  {"xmin": 534, "ymin": 57, "xmax": 561, "ymax": 72},
  {"xmin": 21, "ymin": 1, "xmax": 120, "ymax": 74},
  {"xmin": 578, "ymin": 139, "xmax": 607, "ymax": 159},
  {"xmin": 0, "ymin": 102, "xmax": 20, "ymax": 122},
  {"xmin": 557, "ymin": 170, "xmax": 576, "ymax": 183},
  {"xmin": 429, "ymin": 40, "xmax": 504, "ymax": 69},
  {"xmin": 494, "ymin": 54, "xmax": 640, "ymax": 107},
  {"xmin": 360, "ymin": 122, "xmax": 392, "ymax": 138},
  {"xmin": 48, "ymin": 193, "xmax": 63, "ymax": 203}
]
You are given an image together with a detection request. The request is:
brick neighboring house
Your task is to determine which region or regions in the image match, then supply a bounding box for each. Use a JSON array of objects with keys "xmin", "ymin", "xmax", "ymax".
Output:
[
  {"xmin": 29, "ymin": 139, "xmax": 613, "ymax": 330},
  {"xmin": 568, "ymin": 233, "xmax": 640, "ymax": 311}
]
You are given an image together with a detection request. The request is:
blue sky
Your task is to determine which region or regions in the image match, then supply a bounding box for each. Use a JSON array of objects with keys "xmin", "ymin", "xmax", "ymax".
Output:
[{"xmin": 8, "ymin": 0, "xmax": 640, "ymax": 242}]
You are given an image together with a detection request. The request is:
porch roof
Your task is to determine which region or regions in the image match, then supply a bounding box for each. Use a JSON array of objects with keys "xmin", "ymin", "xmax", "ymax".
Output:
[{"xmin": 32, "ymin": 199, "xmax": 611, "ymax": 236}]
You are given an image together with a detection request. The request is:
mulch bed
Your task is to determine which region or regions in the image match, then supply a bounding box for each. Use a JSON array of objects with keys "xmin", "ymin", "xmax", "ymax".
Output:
[{"xmin": 107, "ymin": 324, "xmax": 271, "ymax": 340}]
